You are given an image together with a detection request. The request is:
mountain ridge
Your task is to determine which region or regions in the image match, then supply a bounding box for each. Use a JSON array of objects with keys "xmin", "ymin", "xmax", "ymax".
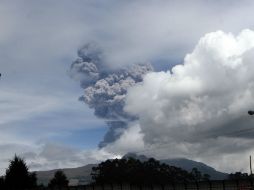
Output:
[
  {"xmin": 36, "ymin": 154, "xmax": 228, "ymax": 186},
  {"xmin": 123, "ymin": 153, "xmax": 227, "ymax": 180}
]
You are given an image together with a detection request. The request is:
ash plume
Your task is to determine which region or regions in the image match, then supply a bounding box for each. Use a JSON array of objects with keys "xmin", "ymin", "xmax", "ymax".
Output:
[{"xmin": 69, "ymin": 43, "xmax": 153, "ymax": 147}]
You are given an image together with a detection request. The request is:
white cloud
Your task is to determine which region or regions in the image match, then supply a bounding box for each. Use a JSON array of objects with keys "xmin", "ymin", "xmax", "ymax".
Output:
[
  {"xmin": 102, "ymin": 123, "xmax": 145, "ymax": 155},
  {"xmin": 123, "ymin": 29, "xmax": 254, "ymax": 173}
]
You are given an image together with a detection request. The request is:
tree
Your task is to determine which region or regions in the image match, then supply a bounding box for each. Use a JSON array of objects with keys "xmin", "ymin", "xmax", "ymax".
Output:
[
  {"xmin": 0, "ymin": 176, "xmax": 5, "ymax": 189},
  {"xmin": 48, "ymin": 170, "xmax": 69, "ymax": 189},
  {"xmin": 5, "ymin": 155, "xmax": 37, "ymax": 189},
  {"xmin": 202, "ymin": 173, "xmax": 211, "ymax": 181},
  {"xmin": 191, "ymin": 168, "xmax": 202, "ymax": 181},
  {"xmin": 228, "ymin": 172, "xmax": 250, "ymax": 180},
  {"xmin": 91, "ymin": 158, "xmax": 200, "ymax": 185}
]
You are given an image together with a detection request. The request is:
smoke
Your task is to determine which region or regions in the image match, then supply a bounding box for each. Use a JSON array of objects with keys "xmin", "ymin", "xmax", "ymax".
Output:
[
  {"xmin": 69, "ymin": 43, "xmax": 153, "ymax": 147},
  {"xmin": 122, "ymin": 29, "xmax": 254, "ymax": 172},
  {"xmin": 69, "ymin": 30, "xmax": 254, "ymax": 172}
]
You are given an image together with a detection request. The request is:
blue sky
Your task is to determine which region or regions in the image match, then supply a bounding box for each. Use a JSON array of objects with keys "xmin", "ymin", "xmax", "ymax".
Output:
[{"xmin": 2, "ymin": 0, "xmax": 254, "ymax": 174}]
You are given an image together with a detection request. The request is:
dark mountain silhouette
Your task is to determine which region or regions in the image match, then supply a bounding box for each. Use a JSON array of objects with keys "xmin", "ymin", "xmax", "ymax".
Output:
[
  {"xmin": 36, "ymin": 154, "xmax": 227, "ymax": 185},
  {"xmin": 160, "ymin": 158, "xmax": 227, "ymax": 180},
  {"xmin": 123, "ymin": 153, "xmax": 227, "ymax": 180}
]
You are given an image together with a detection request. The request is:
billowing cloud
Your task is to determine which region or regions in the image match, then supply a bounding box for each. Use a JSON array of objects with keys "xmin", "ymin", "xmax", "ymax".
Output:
[
  {"xmin": 4, "ymin": 0, "xmax": 254, "ymax": 175},
  {"xmin": 69, "ymin": 30, "xmax": 254, "ymax": 173},
  {"xmin": 122, "ymin": 29, "xmax": 254, "ymax": 172},
  {"xmin": 69, "ymin": 43, "xmax": 153, "ymax": 147}
]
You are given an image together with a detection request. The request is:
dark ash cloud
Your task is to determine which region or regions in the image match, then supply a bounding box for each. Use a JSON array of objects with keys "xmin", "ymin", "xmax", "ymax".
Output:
[{"xmin": 70, "ymin": 43, "xmax": 153, "ymax": 147}]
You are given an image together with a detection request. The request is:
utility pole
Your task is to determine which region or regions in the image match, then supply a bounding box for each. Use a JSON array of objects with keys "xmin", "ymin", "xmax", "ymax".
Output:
[
  {"xmin": 248, "ymin": 112, "xmax": 254, "ymax": 176},
  {"xmin": 250, "ymin": 155, "xmax": 253, "ymax": 175}
]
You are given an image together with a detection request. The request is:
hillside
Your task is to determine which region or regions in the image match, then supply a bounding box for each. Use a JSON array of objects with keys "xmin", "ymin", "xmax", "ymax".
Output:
[
  {"xmin": 36, "ymin": 164, "xmax": 96, "ymax": 186},
  {"xmin": 123, "ymin": 153, "xmax": 227, "ymax": 180},
  {"xmin": 161, "ymin": 158, "xmax": 227, "ymax": 180},
  {"xmin": 36, "ymin": 154, "xmax": 228, "ymax": 186}
]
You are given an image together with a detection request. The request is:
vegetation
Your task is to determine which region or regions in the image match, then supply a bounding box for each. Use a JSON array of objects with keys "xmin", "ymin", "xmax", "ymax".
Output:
[
  {"xmin": 0, "ymin": 155, "xmax": 37, "ymax": 190},
  {"xmin": 0, "ymin": 176, "xmax": 5, "ymax": 189},
  {"xmin": 48, "ymin": 170, "xmax": 69, "ymax": 189},
  {"xmin": 228, "ymin": 172, "xmax": 253, "ymax": 180},
  {"xmin": 4, "ymin": 155, "xmax": 252, "ymax": 190},
  {"xmin": 191, "ymin": 167, "xmax": 210, "ymax": 181},
  {"xmin": 91, "ymin": 157, "xmax": 209, "ymax": 185}
]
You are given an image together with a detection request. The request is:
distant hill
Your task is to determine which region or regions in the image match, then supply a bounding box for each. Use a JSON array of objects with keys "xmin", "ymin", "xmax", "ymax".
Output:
[
  {"xmin": 161, "ymin": 158, "xmax": 227, "ymax": 180},
  {"xmin": 36, "ymin": 154, "xmax": 228, "ymax": 186},
  {"xmin": 123, "ymin": 153, "xmax": 228, "ymax": 180},
  {"xmin": 36, "ymin": 164, "xmax": 96, "ymax": 186}
]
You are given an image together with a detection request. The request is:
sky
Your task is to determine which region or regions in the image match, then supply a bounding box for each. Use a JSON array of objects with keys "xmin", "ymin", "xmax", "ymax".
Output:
[{"xmin": 2, "ymin": 0, "xmax": 254, "ymax": 174}]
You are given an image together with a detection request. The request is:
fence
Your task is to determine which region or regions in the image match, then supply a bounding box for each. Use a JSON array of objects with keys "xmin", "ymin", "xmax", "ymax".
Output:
[{"xmin": 35, "ymin": 180, "xmax": 254, "ymax": 190}]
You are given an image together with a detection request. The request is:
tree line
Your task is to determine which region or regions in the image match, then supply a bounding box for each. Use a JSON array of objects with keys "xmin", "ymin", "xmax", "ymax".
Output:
[
  {"xmin": 0, "ymin": 154, "xmax": 252, "ymax": 189},
  {"xmin": 0, "ymin": 155, "xmax": 68, "ymax": 189},
  {"xmin": 91, "ymin": 157, "xmax": 210, "ymax": 185}
]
